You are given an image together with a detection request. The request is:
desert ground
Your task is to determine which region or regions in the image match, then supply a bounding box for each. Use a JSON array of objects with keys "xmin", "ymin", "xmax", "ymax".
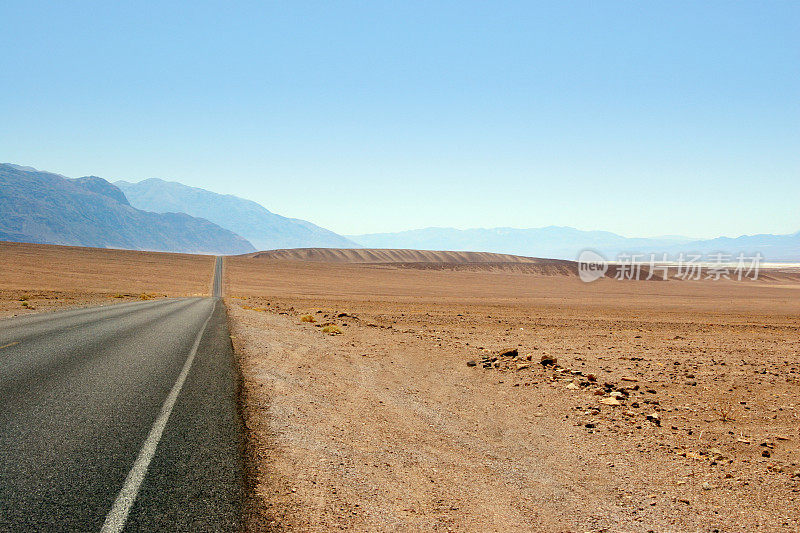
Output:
[
  {"xmin": 0, "ymin": 241, "xmax": 215, "ymax": 317},
  {"xmin": 2, "ymin": 242, "xmax": 799, "ymax": 531},
  {"xmin": 226, "ymin": 250, "xmax": 800, "ymax": 532}
]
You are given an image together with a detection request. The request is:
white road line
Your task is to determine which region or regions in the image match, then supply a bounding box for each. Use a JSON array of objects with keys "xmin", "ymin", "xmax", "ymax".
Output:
[{"xmin": 100, "ymin": 299, "xmax": 217, "ymax": 533}]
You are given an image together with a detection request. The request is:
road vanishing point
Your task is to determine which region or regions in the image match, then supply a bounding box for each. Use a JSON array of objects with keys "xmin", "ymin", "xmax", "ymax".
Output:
[{"xmin": 0, "ymin": 257, "xmax": 242, "ymax": 531}]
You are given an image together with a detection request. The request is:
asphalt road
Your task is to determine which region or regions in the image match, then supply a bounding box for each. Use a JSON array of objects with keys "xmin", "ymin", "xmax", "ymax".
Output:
[{"xmin": 0, "ymin": 257, "xmax": 242, "ymax": 531}]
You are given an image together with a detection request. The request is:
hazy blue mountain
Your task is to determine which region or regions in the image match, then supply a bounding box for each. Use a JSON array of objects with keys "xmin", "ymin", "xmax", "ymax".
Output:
[
  {"xmin": 0, "ymin": 164, "xmax": 255, "ymax": 254},
  {"xmin": 71, "ymin": 176, "xmax": 130, "ymax": 205},
  {"xmin": 349, "ymin": 226, "xmax": 800, "ymax": 261},
  {"xmin": 669, "ymin": 232, "xmax": 800, "ymax": 262},
  {"xmin": 348, "ymin": 226, "xmax": 687, "ymax": 260},
  {"xmin": 116, "ymin": 178, "xmax": 359, "ymax": 251}
]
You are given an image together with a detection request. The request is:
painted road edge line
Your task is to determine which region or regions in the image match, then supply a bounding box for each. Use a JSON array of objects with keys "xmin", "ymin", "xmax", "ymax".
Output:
[{"xmin": 99, "ymin": 299, "xmax": 217, "ymax": 533}]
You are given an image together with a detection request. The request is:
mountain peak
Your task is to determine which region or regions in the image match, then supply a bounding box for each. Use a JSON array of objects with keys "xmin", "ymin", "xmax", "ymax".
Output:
[
  {"xmin": 0, "ymin": 164, "xmax": 254, "ymax": 254},
  {"xmin": 71, "ymin": 176, "xmax": 130, "ymax": 206},
  {"xmin": 115, "ymin": 179, "xmax": 359, "ymax": 251}
]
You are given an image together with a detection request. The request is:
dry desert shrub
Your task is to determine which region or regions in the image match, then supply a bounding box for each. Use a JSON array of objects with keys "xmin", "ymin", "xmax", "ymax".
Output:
[
  {"xmin": 715, "ymin": 398, "xmax": 737, "ymax": 423},
  {"xmin": 321, "ymin": 324, "xmax": 342, "ymax": 335},
  {"xmin": 300, "ymin": 314, "xmax": 316, "ymax": 323},
  {"xmin": 242, "ymin": 305, "xmax": 268, "ymax": 312},
  {"xmin": 138, "ymin": 293, "xmax": 164, "ymax": 300}
]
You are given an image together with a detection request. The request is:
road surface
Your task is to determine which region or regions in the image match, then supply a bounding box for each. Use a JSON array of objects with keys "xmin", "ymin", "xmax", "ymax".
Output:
[{"xmin": 0, "ymin": 257, "xmax": 242, "ymax": 531}]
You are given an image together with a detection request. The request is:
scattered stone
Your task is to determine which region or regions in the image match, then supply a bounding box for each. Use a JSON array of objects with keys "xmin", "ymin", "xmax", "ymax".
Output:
[
  {"xmin": 709, "ymin": 448, "xmax": 727, "ymax": 461},
  {"xmin": 516, "ymin": 363, "xmax": 530, "ymax": 371},
  {"xmin": 585, "ymin": 423, "xmax": 596, "ymax": 428},
  {"xmin": 499, "ymin": 348, "xmax": 518, "ymax": 357},
  {"xmin": 599, "ymin": 397, "xmax": 622, "ymax": 406},
  {"xmin": 702, "ymin": 482, "xmax": 715, "ymax": 490},
  {"xmin": 566, "ymin": 382, "xmax": 580, "ymax": 390},
  {"xmin": 466, "ymin": 360, "xmax": 477, "ymax": 367},
  {"xmin": 540, "ymin": 355, "xmax": 558, "ymax": 366},
  {"xmin": 610, "ymin": 391, "xmax": 625, "ymax": 399},
  {"xmin": 586, "ymin": 374, "xmax": 597, "ymax": 382},
  {"xmin": 762, "ymin": 450, "xmax": 771, "ymax": 458},
  {"xmin": 620, "ymin": 376, "xmax": 638, "ymax": 382},
  {"xmin": 646, "ymin": 412, "xmax": 661, "ymax": 426}
]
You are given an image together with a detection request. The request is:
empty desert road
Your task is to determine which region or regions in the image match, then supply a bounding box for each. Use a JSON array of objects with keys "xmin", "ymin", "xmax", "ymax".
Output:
[{"xmin": 0, "ymin": 257, "xmax": 242, "ymax": 531}]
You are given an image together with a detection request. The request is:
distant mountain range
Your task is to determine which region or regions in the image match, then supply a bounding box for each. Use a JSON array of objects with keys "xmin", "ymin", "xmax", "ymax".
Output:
[
  {"xmin": 349, "ymin": 226, "xmax": 800, "ymax": 262},
  {"xmin": 2, "ymin": 162, "xmax": 797, "ymax": 261},
  {"xmin": 0, "ymin": 164, "xmax": 254, "ymax": 254},
  {"xmin": 116, "ymin": 178, "xmax": 358, "ymax": 251}
]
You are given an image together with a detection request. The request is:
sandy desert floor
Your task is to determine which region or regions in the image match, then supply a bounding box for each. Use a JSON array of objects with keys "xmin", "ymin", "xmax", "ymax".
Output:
[
  {"xmin": 0, "ymin": 241, "xmax": 215, "ymax": 317},
  {"xmin": 226, "ymin": 253, "xmax": 800, "ymax": 532}
]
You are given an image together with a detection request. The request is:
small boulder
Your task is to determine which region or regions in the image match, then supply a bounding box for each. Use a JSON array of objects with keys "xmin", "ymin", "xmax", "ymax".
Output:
[
  {"xmin": 499, "ymin": 348, "xmax": 518, "ymax": 357},
  {"xmin": 709, "ymin": 447, "xmax": 727, "ymax": 461},
  {"xmin": 540, "ymin": 355, "xmax": 557, "ymax": 366},
  {"xmin": 466, "ymin": 360, "xmax": 477, "ymax": 367},
  {"xmin": 599, "ymin": 397, "xmax": 622, "ymax": 406}
]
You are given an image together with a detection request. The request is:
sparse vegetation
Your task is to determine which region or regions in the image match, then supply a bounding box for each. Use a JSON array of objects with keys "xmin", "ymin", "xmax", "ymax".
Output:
[
  {"xmin": 301, "ymin": 314, "xmax": 316, "ymax": 323},
  {"xmin": 18, "ymin": 295, "xmax": 28, "ymax": 301},
  {"xmin": 242, "ymin": 305, "xmax": 268, "ymax": 312},
  {"xmin": 138, "ymin": 293, "xmax": 164, "ymax": 300},
  {"xmin": 321, "ymin": 324, "xmax": 342, "ymax": 335},
  {"xmin": 715, "ymin": 398, "xmax": 737, "ymax": 423}
]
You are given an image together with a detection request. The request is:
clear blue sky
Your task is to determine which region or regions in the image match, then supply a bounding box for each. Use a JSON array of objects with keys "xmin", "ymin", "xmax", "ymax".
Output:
[{"xmin": 1, "ymin": 1, "xmax": 797, "ymax": 238}]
